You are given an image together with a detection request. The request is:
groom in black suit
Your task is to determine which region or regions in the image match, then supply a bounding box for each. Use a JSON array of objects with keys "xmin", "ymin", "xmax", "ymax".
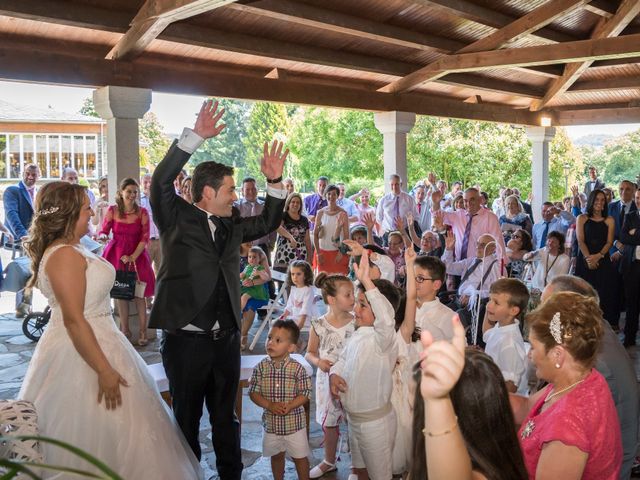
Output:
[
  {"xmin": 619, "ymin": 189, "xmax": 640, "ymax": 347},
  {"xmin": 149, "ymin": 100, "xmax": 288, "ymax": 479}
]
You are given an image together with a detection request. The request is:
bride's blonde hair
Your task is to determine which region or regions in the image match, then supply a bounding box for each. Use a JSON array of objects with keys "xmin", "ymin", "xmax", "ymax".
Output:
[{"xmin": 24, "ymin": 181, "xmax": 88, "ymax": 287}]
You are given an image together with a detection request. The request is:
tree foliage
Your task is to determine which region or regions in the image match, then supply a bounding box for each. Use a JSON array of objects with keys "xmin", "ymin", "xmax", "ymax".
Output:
[
  {"xmin": 139, "ymin": 112, "xmax": 171, "ymax": 170},
  {"xmin": 579, "ymin": 129, "xmax": 640, "ymax": 187},
  {"xmin": 79, "ymin": 97, "xmax": 99, "ymax": 118},
  {"xmin": 242, "ymin": 102, "xmax": 289, "ymax": 181},
  {"xmin": 189, "ymin": 98, "xmax": 252, "ymax": 170}
]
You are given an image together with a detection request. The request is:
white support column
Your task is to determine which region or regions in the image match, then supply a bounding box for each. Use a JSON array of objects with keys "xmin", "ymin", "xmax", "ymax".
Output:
[
  {"xmin": 374, "ymin": 111, "xmax": 416, "ymax": 193},
  {"xmin": 93, "ymin": 86, "xmax": 152, "ymax": 201},
  {"xmin": 526, "ymin": 126, "xmax": 556, "ymax": 223}
]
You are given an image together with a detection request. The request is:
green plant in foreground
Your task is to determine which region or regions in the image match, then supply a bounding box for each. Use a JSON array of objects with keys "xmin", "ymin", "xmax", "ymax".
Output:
[{"xmin": 0, "ymin": 435, "xmax": 123, "ymax": 479}]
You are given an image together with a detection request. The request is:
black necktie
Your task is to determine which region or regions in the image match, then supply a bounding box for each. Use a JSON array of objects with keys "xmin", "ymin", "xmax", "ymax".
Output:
[
  {"xmin": 620, "ymin": 204, "xmax": 626, "ymax": 225},
  {"xmin": 210, "ymin": 215, "xmax": 230, "ymax": 253}
]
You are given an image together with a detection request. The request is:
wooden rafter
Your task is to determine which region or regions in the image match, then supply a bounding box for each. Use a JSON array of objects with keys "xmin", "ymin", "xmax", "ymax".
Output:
[
  {"xmin": 530, "ymin": 0, "xmax": 640, "ymax": 111},
  {"xmin": 585, "ymin": 0, "xmax": 618, "ymax": 18},
  {"xmin": 106, "ymin": 0, "xmax": 237, "ymax": 60},
  {"xmin": 417, "ymin": 33, "xmax": 640, "ymax": 73},
  {"xmin": 379, "ymin": 0, "xmax": 591, "ymax": 94},
  {"xmin": 571, "ymin": 75, "xmax": 640, "ymax": 91},
  {"xmin": 409, "ymin": 0, "xmax": 578, "ymax": 43}
]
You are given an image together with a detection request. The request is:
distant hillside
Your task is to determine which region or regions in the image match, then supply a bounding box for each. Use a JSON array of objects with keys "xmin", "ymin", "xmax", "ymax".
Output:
[{"xmin": 574, "ymin": 134, "xmax": 615, "ymax": 147}]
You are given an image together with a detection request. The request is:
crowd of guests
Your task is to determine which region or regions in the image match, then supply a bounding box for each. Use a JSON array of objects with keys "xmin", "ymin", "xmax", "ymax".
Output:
[{"xmin": 5, "ymin": 158, "xmax": 640, "ymax": 480}]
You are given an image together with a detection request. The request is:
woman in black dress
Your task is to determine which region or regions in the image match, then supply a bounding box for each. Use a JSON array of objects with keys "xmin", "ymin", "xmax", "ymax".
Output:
[
  {"xmin": 274, "ymin": 192, "xmax": 312, "ymax": 272},
  {"xmin": 575, "ymin": 189, "xmax": 616, "ymax": 326}
]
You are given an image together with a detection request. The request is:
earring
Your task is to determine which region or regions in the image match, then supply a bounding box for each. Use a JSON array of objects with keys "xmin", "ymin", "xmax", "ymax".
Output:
[{"xmin": 555, "ymin": 363, "xmax": 560, "ymax": 369}]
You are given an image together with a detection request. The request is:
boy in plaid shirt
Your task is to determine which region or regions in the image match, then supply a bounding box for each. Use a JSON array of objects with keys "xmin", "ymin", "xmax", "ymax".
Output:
[{"xmin": 249, "ymin": 320, "xmax": 312, "ymax": 480}]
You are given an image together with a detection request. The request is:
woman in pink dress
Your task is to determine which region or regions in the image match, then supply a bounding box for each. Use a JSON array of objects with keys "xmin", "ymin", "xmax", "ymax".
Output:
[
  {"xmin": 99, "ymin": 178, "xmax": 155, "ymax": 346},
  {"xmin": 517, "ymin": 292, "xmax": 622, "ymax": 480}
]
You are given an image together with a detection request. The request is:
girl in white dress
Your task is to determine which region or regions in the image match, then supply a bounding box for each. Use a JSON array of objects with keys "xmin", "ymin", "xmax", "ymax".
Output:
[
  {"xmin": 305, "ymin": 272, "xmax": 355, "ymax": 479},
  {"xmin": 19, "ymin": 182, "xmax": 202, "ymax": 479},
  {"xmin": 280, "ymin": 260, "xmax": 316, "ymax": 331}
]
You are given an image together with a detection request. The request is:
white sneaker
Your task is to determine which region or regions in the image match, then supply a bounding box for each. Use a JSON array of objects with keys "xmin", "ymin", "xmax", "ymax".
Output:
[{"xmin": 347, "ymin": 474, "xmax": 359, "ymax": 480}]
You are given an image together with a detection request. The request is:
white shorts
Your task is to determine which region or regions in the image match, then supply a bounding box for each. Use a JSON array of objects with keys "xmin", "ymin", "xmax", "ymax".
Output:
[
  {"xmin": 262, "ymin": 428, "xmax": 310, "ymax": 459},
  {"xmin": 349, "ymin": 410, "xmax": 396, "ymax": 480}
]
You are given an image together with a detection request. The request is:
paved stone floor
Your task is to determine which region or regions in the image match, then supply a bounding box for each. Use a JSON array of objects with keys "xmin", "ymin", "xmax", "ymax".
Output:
[{"xmin": 1, "ymin": 254, "xmax": 639, "ymax": 478}]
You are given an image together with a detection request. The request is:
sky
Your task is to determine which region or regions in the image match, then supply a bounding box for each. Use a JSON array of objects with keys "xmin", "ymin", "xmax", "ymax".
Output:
[{"xmin": 1, "ymin": 80, "xmax": 638, "ymax": 139}]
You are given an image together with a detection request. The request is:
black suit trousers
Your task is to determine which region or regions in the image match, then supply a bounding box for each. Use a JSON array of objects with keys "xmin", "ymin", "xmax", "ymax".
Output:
[
  {"xmin": 161, "ymin": 330, "xmax": 242, "ymax": 479},
  {"xmin": 623, "ymin": 261, "xmax": 640, "ymax": 344}
]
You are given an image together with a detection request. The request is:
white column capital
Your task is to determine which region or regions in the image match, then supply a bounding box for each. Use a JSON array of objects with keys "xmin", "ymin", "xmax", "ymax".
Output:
[
  {"xmin": 525, "ymin": 126, "xmax": 556, "ymax": 144},
  {"xmin": 374, "ymin": 111, "xmax": 416, "ymax": 135},
  {"xmin": 93, "ymin": 86, "xmax": 152, "ymax": 120}
]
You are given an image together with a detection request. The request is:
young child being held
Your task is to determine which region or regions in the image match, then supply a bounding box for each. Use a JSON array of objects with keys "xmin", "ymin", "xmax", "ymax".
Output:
[
  {"xmin": 279, "ymin": 260, "xmax": 316, "ymax": 331},
  {"xmin": 305, "ymin": 272, "xmax": 355, "ymax": 479},
  {"xmin": 482, "ymin": 278, "xmax": 530, "ymax": 394},
  {"xmin": 249, "ymin": 320, "xmax": 312, "ymax": 480},
  {"xmin": 240, "ymin": 246, "xmax": 271, "ymax": 312},
  {"xmin": 330, "ymin": 252, "xmax": 401, "ymax": 480}
]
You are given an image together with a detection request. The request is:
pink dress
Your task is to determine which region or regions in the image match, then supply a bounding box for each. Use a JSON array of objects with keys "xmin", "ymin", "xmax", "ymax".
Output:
[
  {"xmin": 100, "ymin": 205, "xmax": 156, "ymax": 297},
  {"xmin": 519, "ymin": 369, "xmax": 622, "ymax": 480}
]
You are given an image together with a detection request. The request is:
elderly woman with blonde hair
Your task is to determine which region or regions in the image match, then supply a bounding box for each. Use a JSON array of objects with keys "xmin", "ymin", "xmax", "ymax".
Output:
[{"xmin": 514, "ymin": 292, "xmax": 622, "ymax": 479}]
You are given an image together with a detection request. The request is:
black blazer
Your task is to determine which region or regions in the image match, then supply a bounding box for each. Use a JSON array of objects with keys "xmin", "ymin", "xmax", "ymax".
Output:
[
  {"xmin": 148, "ymin": 141, "xmax": 285, "ymax": 330},
  {"xmin": 619, "ymin": 211, "xmax": 640, "ymax": 273}
]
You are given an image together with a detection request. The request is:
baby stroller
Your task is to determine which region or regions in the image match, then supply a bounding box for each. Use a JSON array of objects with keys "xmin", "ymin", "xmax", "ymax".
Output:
[{"xmin": 22, "ymin": 306, "xmax": 51, "ymax": 342}]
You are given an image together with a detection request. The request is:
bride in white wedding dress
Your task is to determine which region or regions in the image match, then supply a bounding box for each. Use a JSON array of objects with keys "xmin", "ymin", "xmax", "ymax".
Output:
[{"xmin": 18, "ymin": 181, "xmax": 202, "ymax": 479}]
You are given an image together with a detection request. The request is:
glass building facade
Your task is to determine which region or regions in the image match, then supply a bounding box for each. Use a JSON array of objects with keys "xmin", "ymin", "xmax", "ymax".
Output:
[{"xmin": 0, "ymin": 132, "xmax": 105, "ymax": 180}]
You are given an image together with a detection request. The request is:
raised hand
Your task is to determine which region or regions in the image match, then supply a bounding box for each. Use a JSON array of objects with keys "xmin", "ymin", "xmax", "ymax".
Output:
[
  {"xmin": 362, "ymin": 211, "xmax": 376, "ymax": 230},
  {"xmin": 193, "ymin": 100, "xmax": 226, "ymax": 139},
  {"xmin": 352, "ymin": 248, "xmax": 371, "ymax": 284},
  {"xmin": 431, "ymin": 190, "xmax": 443, "ymax": 206},
  {"xmin": 445, "ymin": 229, "xmax": 456, "ymax": 251},
  {"xmin": 394, "ymin": 216, "xmax": 405, "ymax": 231},
  {"xmin": 406, "ymin": 212, "xmax": 414, "ymax": 227},
  {"xmin": 570, "ymin": 185, "xmax": 579, "ymax": 197},
  {"xmin": 342, "ymin": 239, "xmax": 364, "ymax": 256},
  {"xmin": 404, "ymin": 244, "xmax": 417, "ymax": 265},
  {"xmin": 261, "ymin": 140, "xmax": 289, "ymax": 181},
  {"xmin": 427, "ymin": 172, "xmax": 437, "ymax": 186},
  {"xmin": 419, "ymin": 315, "xmax": 466, "ymax": 400}
]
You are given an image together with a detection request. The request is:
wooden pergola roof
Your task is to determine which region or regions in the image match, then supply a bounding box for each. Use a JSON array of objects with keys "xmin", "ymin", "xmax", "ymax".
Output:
[{"xmin": 2, "ymin": 0, "xmax": 640, "ymax": 126}]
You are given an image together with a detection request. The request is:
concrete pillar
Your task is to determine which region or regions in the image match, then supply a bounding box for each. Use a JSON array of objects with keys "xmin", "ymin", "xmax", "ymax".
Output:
[
  {"xmin": 526, "ymin": 126, "xmax": 556, "ymax": 223},
  {"xmin": 93, "ymin": 86, "xmax": 152, "ymax": 201},
  {"xmin": 374, "ymin": 111, "xmax": 416, "ymax": 193}
]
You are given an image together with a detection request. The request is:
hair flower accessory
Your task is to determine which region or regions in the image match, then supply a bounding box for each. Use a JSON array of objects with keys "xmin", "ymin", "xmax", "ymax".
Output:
[
  {"xmin": 550, "ymin": 312, "xmax": 563, "ymax": 344},
  {"xmin": 38, "ymin": 206, "xmax": 60, "ymax": 216}
]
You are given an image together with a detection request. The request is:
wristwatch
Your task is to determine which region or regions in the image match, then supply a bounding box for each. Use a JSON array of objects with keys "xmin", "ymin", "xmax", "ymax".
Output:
[{"xmin": 266, "ymin": 176, "xmax": 283, "ymax": 184}]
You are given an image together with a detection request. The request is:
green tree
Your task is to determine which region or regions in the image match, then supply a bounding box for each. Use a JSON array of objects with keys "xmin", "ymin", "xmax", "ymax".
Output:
[
  {"xmin": 139, "ymin": 112, "xmax": 171, "ymax": 170},
  {"xmin": 600, "ymin": 130, "xmax": 640, "ymax": 186},
  {"xmin": 79, "ymin": 97, "xmax": 99, "ymax": 118},
  {"xmin": 243, "ymin": 102, "xmax": 290, "ymax": 181},
  {"xmin": 189, "ymin": 98, "xmax": 252, "ymax": 170}
]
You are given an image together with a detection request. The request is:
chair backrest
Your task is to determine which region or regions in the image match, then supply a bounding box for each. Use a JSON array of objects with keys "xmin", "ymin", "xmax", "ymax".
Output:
[{"xmin": 0, "ymin": 399, "xmax": 44, "ymax": 464}]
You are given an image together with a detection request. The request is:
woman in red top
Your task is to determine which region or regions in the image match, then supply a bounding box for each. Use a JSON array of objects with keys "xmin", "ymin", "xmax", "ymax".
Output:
[
  {"xmin": 518, "ymin": 292, "xmax": 621, "ymax": 480},
  {"xmin": 99, "ymin": 178, "xmax": 155, "ymax": 346}
]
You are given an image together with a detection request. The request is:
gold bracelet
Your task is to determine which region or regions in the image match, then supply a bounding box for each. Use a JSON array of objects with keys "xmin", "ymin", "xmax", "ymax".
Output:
[{"xmin": 423, "ymin": 416, "xmax": 458, "ymax": 437}]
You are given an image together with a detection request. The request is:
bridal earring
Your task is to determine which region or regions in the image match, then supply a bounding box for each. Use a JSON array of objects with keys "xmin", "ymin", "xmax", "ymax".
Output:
[{"xmin": 555, "ymin": 363, "xmax": 560, "ymax": 369}]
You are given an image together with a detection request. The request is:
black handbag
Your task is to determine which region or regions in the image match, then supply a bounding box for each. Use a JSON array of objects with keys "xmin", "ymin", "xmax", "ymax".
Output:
[{"xmin": 110, "ymin": 265, "xmax": 137, "ymax": 300}]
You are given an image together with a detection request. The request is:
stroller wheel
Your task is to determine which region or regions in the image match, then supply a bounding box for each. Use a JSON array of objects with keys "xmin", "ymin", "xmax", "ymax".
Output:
[{"xmin": 22, "ymin": 307, "xmax": 51, "ymax": 342}]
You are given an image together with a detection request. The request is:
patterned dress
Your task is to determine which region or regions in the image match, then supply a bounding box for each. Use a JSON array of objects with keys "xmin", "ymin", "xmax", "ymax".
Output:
[
  {"xmin": 311, "ymin": 315, "xmax": 355, "ymax": 426},
  {"xmin": 274, "ymin": 213, "xmax": 310, "ymax": 271}
]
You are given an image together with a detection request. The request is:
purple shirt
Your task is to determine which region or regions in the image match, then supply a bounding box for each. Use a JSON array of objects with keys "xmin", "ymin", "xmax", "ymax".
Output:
[{"xmin": 304, "ymin": 193, "xmax": 327, "ymax": 229}]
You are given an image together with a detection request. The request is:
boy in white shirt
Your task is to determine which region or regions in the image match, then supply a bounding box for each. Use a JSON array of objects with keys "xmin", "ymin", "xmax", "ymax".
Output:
[
  {"xmin": 330, "ymin": 252, "xmax": 400, "ymax": 480},
  {"xmin": 482, "ymin": 278, "xmax": 529, "ymax": 394}
]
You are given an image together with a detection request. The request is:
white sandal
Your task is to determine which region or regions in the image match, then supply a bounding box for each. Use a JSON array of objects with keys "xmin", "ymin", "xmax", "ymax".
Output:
[{"xmin": 309, "ymin": 460, "xmax": 337, "ymax": 479}]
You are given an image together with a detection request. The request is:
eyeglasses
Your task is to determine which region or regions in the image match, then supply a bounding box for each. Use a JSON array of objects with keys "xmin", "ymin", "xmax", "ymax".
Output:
[{"xmin": 415, "ymin": 275, "xmax": 435, "ymax": 283}]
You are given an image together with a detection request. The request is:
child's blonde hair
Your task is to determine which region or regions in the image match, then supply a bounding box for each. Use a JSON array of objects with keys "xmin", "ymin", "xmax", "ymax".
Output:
[{"xmin": 248, "ymin": 246, "xmax": 267, "ymax": 264}]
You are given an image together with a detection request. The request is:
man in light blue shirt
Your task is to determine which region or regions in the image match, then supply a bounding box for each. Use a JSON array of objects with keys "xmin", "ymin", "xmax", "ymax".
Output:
[
  {"xmin": 336, "ymin": 182, "xmax": 358, "ymax": 222},
  {"xmin": 531, "ymin": 202, "xmax": 575, "ymax": 249}
]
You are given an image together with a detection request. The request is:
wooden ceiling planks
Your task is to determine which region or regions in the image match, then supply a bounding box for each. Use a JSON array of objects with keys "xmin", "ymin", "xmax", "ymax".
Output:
[{"xmin": 0, "ymin": 0, "xmax": 639, "ymax": 125}]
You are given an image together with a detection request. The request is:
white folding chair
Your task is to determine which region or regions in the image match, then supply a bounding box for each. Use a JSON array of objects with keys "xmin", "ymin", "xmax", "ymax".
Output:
[{"xmin": 249, "ymin": 270, "xmax": 289, "ymax": 351}]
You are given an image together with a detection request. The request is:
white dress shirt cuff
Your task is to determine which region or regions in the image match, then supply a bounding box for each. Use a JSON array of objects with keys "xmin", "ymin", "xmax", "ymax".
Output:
[
  {"xmin": 266, "ymin": 185, "xmax": 287, "ymax": 199},
  {"xmin": 177, "ymin": 128, "xmax": 205, "ymax": 154}
]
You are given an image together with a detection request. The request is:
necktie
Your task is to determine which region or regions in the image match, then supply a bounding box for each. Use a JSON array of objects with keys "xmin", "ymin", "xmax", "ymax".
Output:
[
  {"xmin": 393, "ymin": 196, "xmax": 400, "ymax": 219},
  {"xmin": 460, "ymin": 258, "xmax": 482, "ymax": 284},
  {"xmin": 417, "ymin": 203, "xmax": 422, "ymax": 215},
  {"xmin": 250, "ymin": 202, "xmax": 256, "ymax": 216},
  {"xmin": 620, "ymin": 204, "xmax": 626, "ymax": 225},
  {"xmin": 27, "ymin": 188, "xmax": 35, "ymax": 202},
  {"xmin": 210, "ymin": 215, "xmax": 230, "ymax": 254},
  {"xmin": 460, "ymin": 213, "xmax": 475, "ymax": 260},
  {"xmin": 539, "ymin": 222, "xmax": 550, "ymax": 249}
]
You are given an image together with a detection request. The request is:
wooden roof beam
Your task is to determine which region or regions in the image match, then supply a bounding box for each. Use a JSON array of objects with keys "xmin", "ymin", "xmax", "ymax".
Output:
[
  {"xmin": 423, "ymin": 33, "xmax": 640, "ymax": 73},
  {"xmin": 226, "ymin": 0, "xmax": 463, "ymax": 54},
  {"xmin": 585, "ymin": 0, "xmax": 619, "ymax": 18},
  {"xmin": 555, "ymin": 105, "xmax": 640, "ymax": 124},
  {"xmin": 380, "ymin": 0, "xmax": 592, "ymax": 94},
  {"xmin": 408, "ymin": 0, "xmax": 579, "ymax": 44},
  {"xmin": 570, "ymin": 75, "xmax": 640, "ymax": 91},
  {"xmin": 106, "ymin": 0, "xmax": 237, "ymax": 60},
  {"xmin": 530, "ymin": 0, "xmax": 640, "ymax": 111}
]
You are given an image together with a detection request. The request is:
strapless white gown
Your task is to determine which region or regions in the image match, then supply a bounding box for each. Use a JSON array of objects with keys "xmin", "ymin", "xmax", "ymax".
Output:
[{"xmin": 19, "ymin": 244, "xmax": 202, "ymax": 479}]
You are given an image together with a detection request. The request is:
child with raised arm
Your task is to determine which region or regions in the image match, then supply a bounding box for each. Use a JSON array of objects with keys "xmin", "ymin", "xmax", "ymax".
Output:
[
  {"xmin": 482, "ymin": 278, "xmax": 529, "ymax": 394},
  {"xmin": 279, "ymin": 260, "xmax": 316, "ymax": 331},
  {"xmin": 249, "ymin": 320, "xmax": 312, "ymax": 480},
  {"xmin": 330, "ymin": 252, "xmax": 401, "ymax": 480},
  {"xmin": 305, "ymin": 272, "xmax": 355, "ymax": 479}
]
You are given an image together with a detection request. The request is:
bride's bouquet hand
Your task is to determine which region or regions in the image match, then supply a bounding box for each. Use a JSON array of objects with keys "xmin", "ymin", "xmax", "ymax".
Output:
[{"xmin": 98, "ymin": 368, "xmax": 129, "ymax": 410}]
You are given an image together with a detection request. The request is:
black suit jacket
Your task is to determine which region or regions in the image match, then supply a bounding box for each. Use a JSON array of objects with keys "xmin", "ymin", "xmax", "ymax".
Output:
[
  {"xmin": 584, "ymin": 179, "xmax": 605, "ymax": 196},
  {"xmin": 148, "ymin": 141, "xmax": 286, "ymax": 330},
  {"xmin": 619, "ymin": 211, "xmax": 640, "ymax": 273}
]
